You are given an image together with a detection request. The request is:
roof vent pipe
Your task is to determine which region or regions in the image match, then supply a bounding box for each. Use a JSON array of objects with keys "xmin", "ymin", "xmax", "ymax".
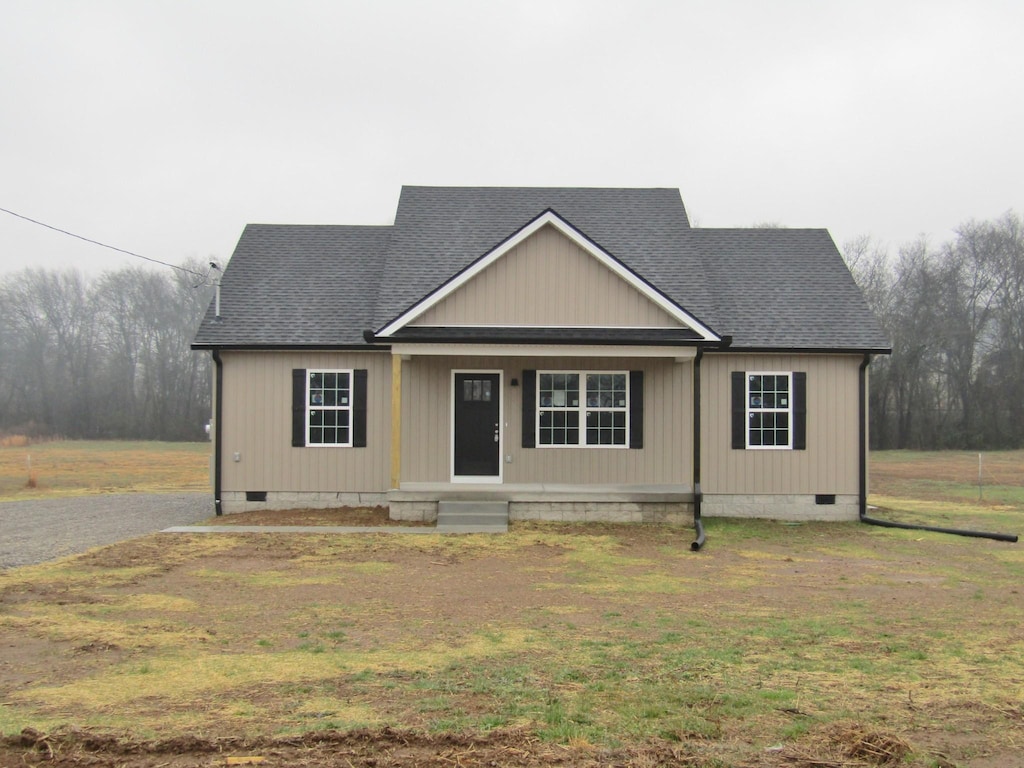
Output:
[{"xmin": 210, "ymin": 262, "xmax": 222, "ymax": 320}]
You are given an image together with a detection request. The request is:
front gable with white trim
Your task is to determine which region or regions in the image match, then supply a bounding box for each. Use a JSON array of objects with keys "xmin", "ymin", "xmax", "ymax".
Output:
[{"xmin": 376, "ymin": 210, "xmax": 719, "ymax": 343}]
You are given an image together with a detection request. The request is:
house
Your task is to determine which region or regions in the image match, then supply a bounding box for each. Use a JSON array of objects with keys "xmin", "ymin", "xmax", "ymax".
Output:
[{"xmin": 192, "ymin": 186, "xmax": 890, "ymax": 536}]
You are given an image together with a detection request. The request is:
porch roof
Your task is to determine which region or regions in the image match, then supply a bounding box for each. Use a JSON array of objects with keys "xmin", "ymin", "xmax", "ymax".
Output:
[{"xmin": 379, "ymin": 325, "xmax": 705, "ymax": 345}]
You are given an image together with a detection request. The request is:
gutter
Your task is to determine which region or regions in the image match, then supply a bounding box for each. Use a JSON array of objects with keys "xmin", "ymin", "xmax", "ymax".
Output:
[
  {"xmin": 691, "ymin": 347, "xmax": 706, "ymax": 551},
  {"xmin": 212, "ymin": 348, "xmax": 224, "ymax": 516},
  {"xmin": 857, "ymin": 354, "xmax": 1017, "ymax": 543}
]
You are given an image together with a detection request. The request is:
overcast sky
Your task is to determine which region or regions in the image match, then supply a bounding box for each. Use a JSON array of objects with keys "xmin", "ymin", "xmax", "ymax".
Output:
[{"xmin": 2, "ymin": 0, "xmax": 1021, "ymax": 278}]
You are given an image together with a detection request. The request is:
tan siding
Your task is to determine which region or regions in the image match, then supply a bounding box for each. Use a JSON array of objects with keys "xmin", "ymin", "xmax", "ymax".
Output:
[
  {"xmin": 399, "ymin": 356, "xmax": 453, "ymax": 482},
  {"xmin": 412, "ymin": 225, "xmax": 683, "ymax": 328},
  {"xmin": 219, "ymin": 351, "xmax": 391, "ymax": 494},
  {"xmin": 701, "ymin": 354, "xmax": 860, "ymax": 495},
  {"xmin": 401, "ymin": 355, "xmax": 692, "ymax": 485}
]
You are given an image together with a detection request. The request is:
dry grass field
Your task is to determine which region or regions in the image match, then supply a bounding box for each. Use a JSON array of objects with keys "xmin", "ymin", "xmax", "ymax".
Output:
[
  {"xmin": 0, "ymin": 446, "xmax": 1022, "ymax": 767},
  {"xmin": 0, "ymin": 440, "xmax": 210, "ymax": 500}
]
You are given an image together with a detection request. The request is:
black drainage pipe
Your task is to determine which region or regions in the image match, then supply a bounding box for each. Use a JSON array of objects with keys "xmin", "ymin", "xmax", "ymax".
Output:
[
  {"xmin": 691, "ymin": 348, "xmax": 706, "ymax": 551},
  {"xmin": 857, "ymin": 354, "xmax": 1017, "ymax": 543},
  {"xmin": 859, "ymin": 510, "xmax": 1018, "ymax": 542},
  {"xmin": 691, "ymin": 483, "xmax": 706, "ymax": 551},
  {"xmin": 212, "ymin": 347, "xmax": 224, "ymax": 517}
]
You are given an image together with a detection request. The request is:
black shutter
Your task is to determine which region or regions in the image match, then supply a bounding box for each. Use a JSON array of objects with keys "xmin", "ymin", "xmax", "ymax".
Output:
[
  {"xmin": 792, "ymin": 371, "xmax": 807, "ymax": 450},
  {"xmin": 629, "ymin": 370, "xmax": 644, "ymax": 449},
  {"xmin": 731, "ymin": 371, "xmax": 746, "ymax": 449},
  {"xmin": 522, "ymin": 369, "xmax": 536, "ymax": 448},
  {"xmin": 352, "ymin": 369, "xmax": 368, "ymax": 447},
  {"xmin": 292, "ymin": 369, "xmax": 306, "ymax": 447}
]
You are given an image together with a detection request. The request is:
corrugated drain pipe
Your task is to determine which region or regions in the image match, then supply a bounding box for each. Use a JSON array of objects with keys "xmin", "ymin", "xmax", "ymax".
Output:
[
  {"xmin": 857, "ymin": 354, "xmax": 1017, "ymax": 543},
  {"xmin": 691, "ymin": 347, "xmax": 706, "ymax": 551},
  {"xmin": 212, "ymin": 348, "xmax": 224, "ymax": 516}
]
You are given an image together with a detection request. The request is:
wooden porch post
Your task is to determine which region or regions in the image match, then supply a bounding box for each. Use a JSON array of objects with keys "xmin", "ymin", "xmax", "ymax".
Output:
[{"xmin": 391, "ymin": 354, "xmax": 402, "ymax": 489}]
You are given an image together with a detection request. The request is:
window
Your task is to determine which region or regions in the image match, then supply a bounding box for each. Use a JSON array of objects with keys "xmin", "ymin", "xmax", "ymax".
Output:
[
  {"xmin": 731, "ymin": 370, "xmax": 806, "ymax": 451},
  {"xmin": 747, "ymin": 372, "xmax": 791, "ymax": 448},
  {"xmin": 537, "ymin": 371, "xmax": 628, "ymax": 447},
  {"xmin": 462, "ymin": 378, "xmax": 493, "ymax": 402},
  {"xmin": 307, "ymin": 370, "xmax": 352, "ymax": 446},
  {"xmin": 291, "ymin": 368, "xmax": 367, "ymax": 448}
]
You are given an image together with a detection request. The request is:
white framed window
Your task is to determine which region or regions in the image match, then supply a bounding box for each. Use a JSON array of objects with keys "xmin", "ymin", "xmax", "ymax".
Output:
[
  {"xmin": 307, "ymin": 369, "xmax": 353, "ymax": 446},
  {"xmin": 746, "ymin": 372, "xmax": 791, "ymax": 449},
  {"xmin": 538, "ymin": 371, "xmax": 628, "ymax": 447}
]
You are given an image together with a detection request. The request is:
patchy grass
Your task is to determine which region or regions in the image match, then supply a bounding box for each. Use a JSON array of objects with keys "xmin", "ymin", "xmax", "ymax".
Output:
[
  {"xmin": 870, "ymin": 449, "xmax": 1024, "ymax": 541},
  {"xmin": 2, "ymin": 515, "xmax": 1023, "ymax": 766},
  {"xmin": 0, "ymin": 448, "xmax": 1022, "ymax": 766},
  {"xmin": 871, "ymin": 448, "xmax": 1024, "ymax": 507},
  {"xmin": 0, "ymin": 440, "xmax": 209, "ymax": 500}
]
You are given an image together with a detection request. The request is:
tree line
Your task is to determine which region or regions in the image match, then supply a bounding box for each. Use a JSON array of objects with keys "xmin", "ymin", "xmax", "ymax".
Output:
[
  {"xmin": 845, "ymin": 211, "xmax": 1024, "ymax": 449},
  {"xmin": 0, "ymin": 261, "xmax": 214, "ymax": 441},
  {"xmin": 2, "ymin": 210, "xmax": 1022, "ymax": 448}
]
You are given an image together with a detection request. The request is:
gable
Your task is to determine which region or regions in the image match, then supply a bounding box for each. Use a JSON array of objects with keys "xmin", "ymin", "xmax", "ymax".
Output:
[
  {"xmin": 376, "ymin": 209, "xmax": 719, "ymax": 342},
  {"xmin": 410, "ymin": 224, "xmax": 684, "ymax": 329},
  {"xmin": 372, "ymin": 186, "xmax": 701, "ymax": 332}
]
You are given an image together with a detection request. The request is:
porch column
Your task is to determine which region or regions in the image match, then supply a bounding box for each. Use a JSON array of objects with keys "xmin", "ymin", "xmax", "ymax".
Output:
[{"xmin": 391, "ymin": 354, "xmax": 402, "ymax": 489}]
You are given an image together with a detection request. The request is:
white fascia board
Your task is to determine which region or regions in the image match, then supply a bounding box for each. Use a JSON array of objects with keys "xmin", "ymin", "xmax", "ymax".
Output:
[
  {"xmin": 376, "ymin": 210, "xmax": 720, "ymax": 342},
  {"xmin": 404, "ymin": 323, "xmax": 685, "ymax": 330},
  {"xmin": 390, "ymin": 343, "xmax": 697, "ymax": 359}
]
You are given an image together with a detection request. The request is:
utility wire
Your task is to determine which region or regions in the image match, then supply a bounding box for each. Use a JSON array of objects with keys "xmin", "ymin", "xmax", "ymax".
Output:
[{"xmin": 0, "ymin": 205, "xmax": 211, "ymax": 280}]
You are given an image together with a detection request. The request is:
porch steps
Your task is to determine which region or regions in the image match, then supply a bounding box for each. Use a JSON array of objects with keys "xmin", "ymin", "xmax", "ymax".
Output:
[{"xmin": 436, "ymin": 501, "xmax": 509, "ymax": 533}]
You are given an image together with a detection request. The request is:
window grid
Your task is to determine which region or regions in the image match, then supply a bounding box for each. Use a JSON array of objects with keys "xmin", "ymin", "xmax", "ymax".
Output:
[
  {"xmin": 538, "ymin": 371, "xmax": 628, "ymax": 447},
  {"xmin": 747, "ymin": 372, "xmax": 791, "ymax": 449},
  {"xmin": 307, "ymin": 369, "xmax": 353, "ymax": 446}
]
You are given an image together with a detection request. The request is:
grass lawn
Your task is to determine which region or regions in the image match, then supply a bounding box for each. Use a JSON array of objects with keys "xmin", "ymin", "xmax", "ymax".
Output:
[
  {"xmin": 0, "ymin": 446, "xmax": 1021, "ymax": 767},
  {"xmin": 0, "ymin": 440, "xmax": 210, "ymax": 500}
]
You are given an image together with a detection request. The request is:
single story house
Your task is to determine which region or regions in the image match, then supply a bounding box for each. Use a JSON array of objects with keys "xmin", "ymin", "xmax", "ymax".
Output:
[{"xmin": 192, "ymin": 186, "xmax": 890, "ymax": 533}]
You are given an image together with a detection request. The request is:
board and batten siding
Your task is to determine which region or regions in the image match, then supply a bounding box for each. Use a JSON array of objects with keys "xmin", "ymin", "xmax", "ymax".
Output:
[
  {"xmin": 400, "ymin": 355, "xmax": 692, "ymax": 486},
  {"xmin": 219, "ymin": 350, "xmax": 391, "ymax": 494},
  {"xmin": 701, "ymin": 354, "xmax": 860, "ymax": 495},
  {"xmin": 410, "ymin": 225, "xmax": 683, "ymax": 329}
]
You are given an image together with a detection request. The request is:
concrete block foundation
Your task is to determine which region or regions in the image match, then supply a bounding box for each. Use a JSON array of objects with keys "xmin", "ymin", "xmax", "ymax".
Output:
[{"xmin": 700, "ymin": 494, "xmax": 859, "ymax": 522}]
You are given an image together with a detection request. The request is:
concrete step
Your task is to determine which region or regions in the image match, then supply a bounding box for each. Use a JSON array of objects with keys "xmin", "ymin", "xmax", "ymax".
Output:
[{"xmin": 437, "ymin": 501, "xmax": 509, "ymax": 533}]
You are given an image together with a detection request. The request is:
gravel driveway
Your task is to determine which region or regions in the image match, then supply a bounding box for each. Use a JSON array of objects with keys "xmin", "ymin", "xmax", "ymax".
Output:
[{"xmin": 0, "ymin": 492, "xmax": 213, "ymax": 570}]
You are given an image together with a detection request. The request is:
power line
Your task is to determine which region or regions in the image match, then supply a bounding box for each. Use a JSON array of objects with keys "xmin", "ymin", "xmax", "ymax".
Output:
[{"xmin": 0, "ymin": 205, "xmax": 210, "ymax": 280}]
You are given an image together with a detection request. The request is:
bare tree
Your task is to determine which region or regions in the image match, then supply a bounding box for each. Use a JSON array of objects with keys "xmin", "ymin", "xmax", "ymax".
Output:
[
  {"xmin": 0, "ymin": 262, "xmax": 213, "ymax": 441},
  {"xmin": 845, "ymin": 210, "xmax": 1024, "ymax": 450}
]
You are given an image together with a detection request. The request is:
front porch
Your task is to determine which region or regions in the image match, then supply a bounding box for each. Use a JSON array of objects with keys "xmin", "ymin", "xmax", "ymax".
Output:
[{"xmin": 388, "ymin": 482, "xmax": 694, "ymax": 525}]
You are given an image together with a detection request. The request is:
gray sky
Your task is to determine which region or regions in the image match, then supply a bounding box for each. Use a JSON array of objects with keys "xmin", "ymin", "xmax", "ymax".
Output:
[{"xmin": 2, "ymin": 0, "xmax": 1021, "ymax": 277}]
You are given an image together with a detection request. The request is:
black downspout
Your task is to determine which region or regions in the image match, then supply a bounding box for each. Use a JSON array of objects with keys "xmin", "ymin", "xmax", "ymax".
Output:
[
  {"xmin": 858, "ymin": 354, "xmax": 870, "ymax": 522},
  {"xmin": 212, "ymin": 348, "xmax": 223, "ymax": 516},
  {"xmin": 691, "ymin": 348, "xmax": 706, "ymax": 551},
  {"xmin": 857, "ymin": 354, "xmax": 1017, "ymax": 543}
]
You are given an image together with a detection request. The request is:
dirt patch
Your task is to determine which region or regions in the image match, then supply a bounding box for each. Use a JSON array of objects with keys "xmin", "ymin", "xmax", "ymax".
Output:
[
  {"xmin": 1, "ymin": 520, "xmax": 1022, "ymax": 767},
  {"xmin": 204, "ymin": 507, "xmax": 432, "ymax": 527},
  {"xmin": 0, "ymin": 723, "xmax": 934, "ymax": 768}
]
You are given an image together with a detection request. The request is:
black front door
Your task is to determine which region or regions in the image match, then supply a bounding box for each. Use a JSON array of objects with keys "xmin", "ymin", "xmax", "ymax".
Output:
[{"xmin": 453, "ymin": 373, "xmax": 500, "ymax": 478}]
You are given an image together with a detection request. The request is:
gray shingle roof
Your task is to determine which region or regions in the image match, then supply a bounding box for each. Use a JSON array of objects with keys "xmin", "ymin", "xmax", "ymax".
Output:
[
  {"xmin": 193, "ymin": 224, "xmax": 391, "ymax": 347},
  {"xmin": 193, "ymin": 186, "xmax": 890, "ymax": 352},
  {"xmin": 683, "ymin": 228, "xmax": 890, "ymax": 350}
]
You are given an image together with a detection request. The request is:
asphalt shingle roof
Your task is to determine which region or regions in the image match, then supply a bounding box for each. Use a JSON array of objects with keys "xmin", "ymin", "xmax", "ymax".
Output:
[
  {"xmin": 193, "ymin": 224, "xmax": 391, "ymax": 347},
  {"xmin": 192, "ymin": 186, "xmax": 890, "ymax": 352}
]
